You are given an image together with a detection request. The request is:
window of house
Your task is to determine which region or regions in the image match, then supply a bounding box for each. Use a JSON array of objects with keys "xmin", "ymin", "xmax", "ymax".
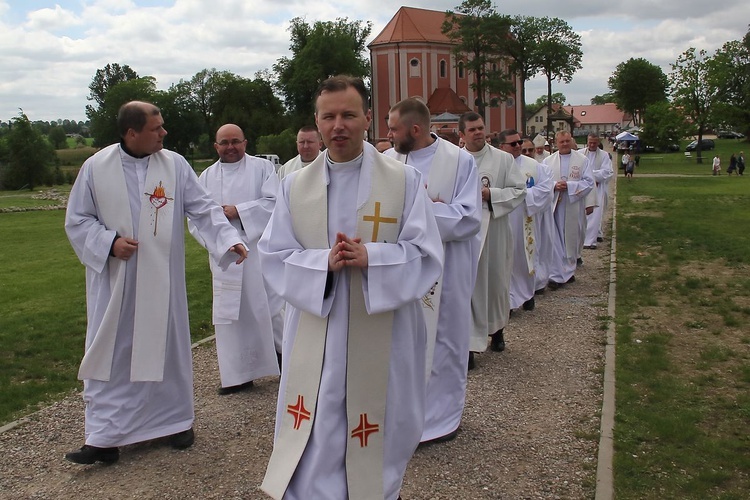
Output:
[
  {"xmin": 440, "ymin": 60, "xmax": 447, "ymax": 78},
  {"xmin": 458, "ymin": 62, "xmax": 465, "ymax": 79},
  {"xmin": 409, "ymin": 58, "xmax": 420, "ymax": 77}
]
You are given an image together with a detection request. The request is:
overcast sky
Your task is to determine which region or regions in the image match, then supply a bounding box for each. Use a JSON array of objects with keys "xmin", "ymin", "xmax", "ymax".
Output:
[{"xmin": 1, "ymin": 0, "xmax": 748, "ymax": 123}]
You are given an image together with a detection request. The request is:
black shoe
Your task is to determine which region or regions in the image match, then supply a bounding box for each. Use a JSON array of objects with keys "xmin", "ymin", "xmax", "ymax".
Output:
[
  {"xmin": 576, "ymin": 257, "xmax": 584, "ymax": 266},
  {"xmin": 276, "ymin": 351, "xmax": 282, "ymax": 371},
  {"xmin": 490, "ymin": 330, "xmax": 505, "ymax": 352},
  {"xmin": 467, "ymin": 351, "xmax": 475, "ymax": 371},
  {"xmin": 597, "ymin": 237, "xmax": 604, "ymax": 243},
  {"xmin": 217, "ymin": 380, "xmax": 254, "ymax": 395},
  {"xmin": 566, "ymin": 275, "xmax": 576, "ymax": 284},
  {"xmin": 547, "ymin": 280, "xmax": 563, "ymax": 291},
  {"xmin": 535, "ymin": 287, "xmax": 546, "ymax": 295},
  {"xmin": 583, "ymin": 245, "xmax": 597, "ymax": 250},
  {"xmin": 421, "ymin": 428, "xmax": 459, "ymax": 445},
  {"xmin": 169, "ymin": 428, "xmax": 195, "ymax": 450},
  {"xmin": 522, "ymin": 297, "xmax": 535, "ymax": 311},
  {"xmin": 65, "ymin": 445, "xmax": 119, "ymax": 465}
]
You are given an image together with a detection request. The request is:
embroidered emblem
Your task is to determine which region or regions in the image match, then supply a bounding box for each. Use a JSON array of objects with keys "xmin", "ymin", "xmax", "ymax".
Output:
[
  {"xmin": 422, "ymin": 281, "xmax": 439, "ymax": 310},
  {"xmin": 351, "ymin": 413, "xmax": 379, "ymax": 447},
  {"xmin": 569, "ymin": 165, "xmax": 581, "ymax": 180},
  {"xmin": 144, "ymin": 181, "xmax": 173, "ymax": 236},
  {"xmin": 287, "ymin": 394, "xmax": 311, "ymax": 430},
  {"xmin": 363, "ymin": 201, "xmax": 398, "ymax": 242},
  {"xmin": 526, "ymin": 174, "xmax": 535, "ymax": 188}
]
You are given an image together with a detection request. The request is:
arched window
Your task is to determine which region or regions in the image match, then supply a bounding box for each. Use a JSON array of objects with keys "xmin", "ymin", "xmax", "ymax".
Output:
[
  {"xmin": 409, "ymin": 58, "xmax": 420, "ymax": 77},
  {"xmin": 458, "ymin": 61, "xmax": 465, "ymax": 79},
  {"xmin": 440, "ymin": 59, "xmax": 447, "ymax": 78}
]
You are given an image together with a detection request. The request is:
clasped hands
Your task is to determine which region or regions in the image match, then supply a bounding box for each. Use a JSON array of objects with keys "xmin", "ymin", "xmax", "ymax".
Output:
[{"xmin": 328, "ymin": 232, "xmax": 368, "ymax": 271}]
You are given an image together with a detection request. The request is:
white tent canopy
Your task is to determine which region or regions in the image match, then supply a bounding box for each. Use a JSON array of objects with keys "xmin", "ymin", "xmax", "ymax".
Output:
[{"xmin": 616, "ymin": 131, "xmax": 639, "ymax": 141}]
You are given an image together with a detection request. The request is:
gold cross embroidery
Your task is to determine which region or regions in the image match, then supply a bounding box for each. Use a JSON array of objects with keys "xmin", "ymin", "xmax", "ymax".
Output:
[{"xmin": 363, "ymin": 202, "xmax": 397, "ymax": 242}]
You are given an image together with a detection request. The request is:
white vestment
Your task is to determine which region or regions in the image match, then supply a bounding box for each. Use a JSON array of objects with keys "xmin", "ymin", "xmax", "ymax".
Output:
[
  {"xmin": 258, "ymin": 143, "xmax": 443, "ymax": 500},
  {"xmin": 65, "ymin": 144, "xmax": 242, "ymax": 447},
  {"xmin": 277, "ymin": 153, "xmax": 318, "ymax": 181},
  {"xmin": 467, "ymin": 144, "xmax": 527, "ymax": 352},
  {"xmin": 533, "ymin": 162, "xmax": 558, "ymax": 292},
  {"xmin": 385, "ymin": 136, "xmax": 481, "ymax": 442},
  {"xmin": 543, "ymin": 150, "xmax": 594, "ymax": 283},
  {"xmin": 580, "ymin": 147, "xmax": 613, "ymax": 246},
  {"xmin": 188, "ymin": 154, "xmax": 280, "ymax": 387},
  {"xmin": 508, "ymin": 155, "xmax": 554, "ymax": 309}
]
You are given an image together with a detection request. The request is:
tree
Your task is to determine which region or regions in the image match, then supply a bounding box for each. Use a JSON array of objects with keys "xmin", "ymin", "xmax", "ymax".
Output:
[
  {"xmin": 48, "ymin": 125, "xmax": 68, "ymax": 149},
  {"xmin": 591, "ymin": 92, "xmax": 615, "ymax": 105},
  {"xmin": 533, "ymin": 17, "xmax": 582, "ymax": 139},
  {"xmin": 256, "ymin": 128, "xmax": 297, "ymax": 163},
  {"xmin": 275, "ymin": 17, "xmax": 372, "ymax": 128},
  {"xmin": 640, "ymin": 101, "xmax": 689, "ymax": 151},
  {"xmin": 707, "ymin": 36, "xmax": 750, "ymax": 136},
  {"xmin": 533, "ymin": 93, "xmax": 566, "ymax": 109},
  {"xmin": 85, "ymin": 64, "xmax": 139, "ymax": 141},
  {"xmin": 503, "ymin": 15, "xmax": 547, "ymax": 127},
  {"xmin": 1, "ymin": 111, "xmax": 56, "ymax": 190},
  {"xmin": 670, "ymin": 48, "xmax": 716, "ymax": 163},
  {"xmin": 442, "ymin": 0, "xmax": 515, "ymax": 120},
  {"xmin": 608, "ymin": 58, "xmax": 668, "ymax": 126},
  {"xmin": 88, "ymin": 77, "xmax": 157, "ymax": 147}
]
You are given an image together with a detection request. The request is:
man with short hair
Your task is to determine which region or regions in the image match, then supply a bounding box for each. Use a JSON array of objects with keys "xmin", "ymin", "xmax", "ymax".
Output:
[
  {"xmin": 188, "ymin": 124, "xmax": 280, "ymax": 395},
  {"xmin": 259, "ymin": 76, "xmax": 443, "ymax": 500},
  {"xmin": 544, "ymin": 131, "xmax": 594, "ymax": 289},
  {"xmin": 497, "ymin": 129, "xmax": 554, "ymax": 313},
  {"xmin": 580, "ymin": 134, "xmax": 613, "ymax": 249},
  {"xmin": 384, "ymin": 97, "xmax": 481, "ymax": 444},
  {"xmin": 64, "ymin": 101, "xmax": 247, "ymax": 464},
  {"xmin": 277, "ymin": 125, "xmax": 322, "ymax": 180},
  {"xmin": 460, "ymin": 114, "xmax": 526, "ymax": 357}
]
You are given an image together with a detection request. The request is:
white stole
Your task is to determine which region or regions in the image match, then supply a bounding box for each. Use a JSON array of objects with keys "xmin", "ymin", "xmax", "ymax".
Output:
[
  {"xmin": 392, "ymin": 137, "xmax": 459, "ymax": 380},
  {"xmin": 262, "ymin": 151, "xmax": 406, "ymax": 500},
  {"xmin": 79, "ymin": 144, "xmax": 175, "ymax": 382}
]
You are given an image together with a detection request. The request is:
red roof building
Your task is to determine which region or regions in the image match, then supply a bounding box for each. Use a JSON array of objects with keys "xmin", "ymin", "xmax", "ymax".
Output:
[{"xmin": 368, "ymin": 7, "xmax": 522, "ymax": 142}]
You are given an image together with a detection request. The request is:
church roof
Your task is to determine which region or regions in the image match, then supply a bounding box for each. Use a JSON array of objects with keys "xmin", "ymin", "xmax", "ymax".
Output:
[
  {"xmin": 426, "ymin": 87, "xmax": 471, "ymax": 116},
  {"xmin": 369, "ymin": 7, "xmax": 452, "ymax": 46}
]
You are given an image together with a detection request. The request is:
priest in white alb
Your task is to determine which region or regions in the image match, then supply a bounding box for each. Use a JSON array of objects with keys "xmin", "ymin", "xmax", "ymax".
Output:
[
  {"xmin": 580, "ymin": 134, "xmax": 613, "ymax": 249},
  {"xmin": 496, "ymin": 130, "xmax": 554, "ymax": 312},
  {"xmin": 384, "ymin": 97, "xmax": 481, "ymax": 444},
  {"xmin": 64, "ymin": 101, "xmax": 247, "ymax": 465},
  {"xmin": 277, "ymin": 125, "xmax": 323, "ymax": 180},
  {"xmin": 544, "ymin": 130, "xmax": 594, "ymax": 289},
  {"xmin": 460, "ymin": 115, "xmax": 527, "ymax": 358},
  {"xmin": 188, "ymin": 123, "xmax": 280, "ymax": 394},
  {"xmin": 258, "ymin": 77, "xmax": 443, "ymax": 500}
]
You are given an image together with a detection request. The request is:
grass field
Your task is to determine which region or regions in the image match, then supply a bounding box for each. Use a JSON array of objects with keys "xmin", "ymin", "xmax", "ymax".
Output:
[
  {"xmin": 0, "ymin": 208, "xmax": 213, "ymax": 425},
  {"xmin": 614, "ymin": 174, "xmax": 750, "ymax": 498},
  {"xmin": 621, "ymin": 137, "xmax": 747, "ymax": 176}
]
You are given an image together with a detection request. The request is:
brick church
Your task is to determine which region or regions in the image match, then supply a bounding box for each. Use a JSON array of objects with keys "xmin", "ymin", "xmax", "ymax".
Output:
[{"xmin": 368, "ymin": 6, "xmax": 522, "ymax": 144}]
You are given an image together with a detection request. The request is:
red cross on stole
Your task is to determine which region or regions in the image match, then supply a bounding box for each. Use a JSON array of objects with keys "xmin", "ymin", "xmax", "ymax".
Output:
[
  {"xmin": 287, "ymin": 394, "xmax": 311, "ymax": 430},
  {"xmin": 350, "ymin": 413, "xmax": 380, "ymax": 447}
]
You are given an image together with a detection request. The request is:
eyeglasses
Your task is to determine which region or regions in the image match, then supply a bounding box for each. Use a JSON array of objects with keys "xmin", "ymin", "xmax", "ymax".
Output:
[
  {"xmin": 521, "ymin": 148, "xmax": 533, "ymax": 154},
  {"xmin": 503, "ymin": 140, "xmax": 523, "ymax": 147},
  {"xmin": 216, "ymin": 139, "xmax": 245, "ymax": 147}
]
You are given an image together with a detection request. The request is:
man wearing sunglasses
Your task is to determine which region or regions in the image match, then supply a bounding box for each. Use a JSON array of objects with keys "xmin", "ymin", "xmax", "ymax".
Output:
[{"xmin": 497, "ymin": 130, "xmax": 555, "ymax": 313}]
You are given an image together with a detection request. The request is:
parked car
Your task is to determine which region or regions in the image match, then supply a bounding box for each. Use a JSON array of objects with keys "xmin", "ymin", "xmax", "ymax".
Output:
[
  {"xmin": 716, "ymin": 130, "xmax": 745, "ymax": 139},
  {"xmin": 685, "ymin": 139, "xmax": 715, "ymax": 151},
  {"xmin": 255, "ymin": 154, "xmax": 281, "ymax": 170}
]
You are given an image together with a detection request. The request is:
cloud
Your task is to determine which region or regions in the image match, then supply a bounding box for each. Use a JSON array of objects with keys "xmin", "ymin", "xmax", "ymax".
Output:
[{"xmin": 24, "ymin": 4, "xmax": 82, "ymax": 31}]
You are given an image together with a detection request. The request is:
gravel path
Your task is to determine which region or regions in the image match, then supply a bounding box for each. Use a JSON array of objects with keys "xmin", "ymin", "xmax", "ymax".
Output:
[{"xmin": 1, "ymin": 217, "xmax": 611, "ymax": 500}]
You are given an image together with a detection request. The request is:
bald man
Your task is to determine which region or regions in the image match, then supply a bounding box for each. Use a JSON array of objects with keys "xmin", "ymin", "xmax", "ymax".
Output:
[{"xmin": 189, "ymin": 124, "xmax": 281, "ymax": 394}]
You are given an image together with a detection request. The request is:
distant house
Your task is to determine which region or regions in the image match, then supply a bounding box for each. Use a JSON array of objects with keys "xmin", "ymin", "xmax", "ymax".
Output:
[
  {"xmin": 526, "ymin": 102, "xmax": 633, "ymax": 138},
  {"xmin": 563, "ymin": 103, "xmax": 632, "ymax": 137},
  {"xmin": 369, "ymin": 6, "xmax": 522, "ymax": 143},
  {"xmin": 525, "ymin": 103, "xmax": 578, "ymax": 137}
]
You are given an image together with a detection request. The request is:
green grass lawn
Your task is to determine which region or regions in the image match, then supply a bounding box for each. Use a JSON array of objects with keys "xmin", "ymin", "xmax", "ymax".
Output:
[
  {"xmin": 627, "ymin": 138, "xmax": 748, "ymax": 175},
  {"xmin": 0, "ymin": 209, "xmax": 213, "ymax": 425},
  {"xmin": 614, "ymin": 176, "xmax": 750, "ymax": 498}
]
